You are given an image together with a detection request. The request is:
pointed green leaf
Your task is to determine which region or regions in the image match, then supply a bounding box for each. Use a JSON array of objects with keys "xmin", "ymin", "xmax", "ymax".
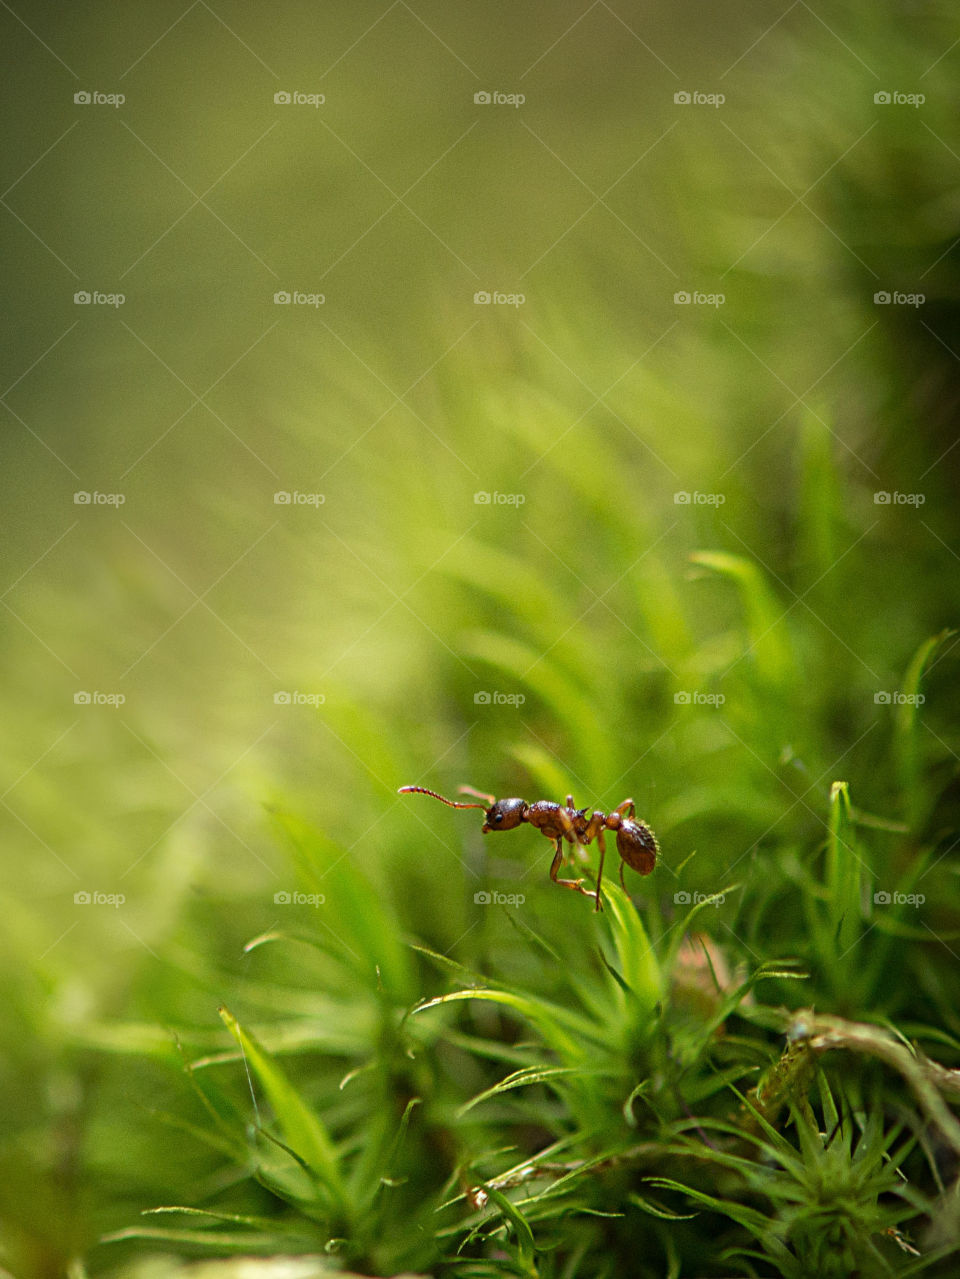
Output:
[{"xmin": 218, "ymin": 1006, "xmax": 345, "ymax": 1211}]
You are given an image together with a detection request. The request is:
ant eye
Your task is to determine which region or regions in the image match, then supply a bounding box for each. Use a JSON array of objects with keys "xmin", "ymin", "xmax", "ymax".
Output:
[{"xmin": 494, "ymin": 813, "xmax": 502, "ymax": 823}]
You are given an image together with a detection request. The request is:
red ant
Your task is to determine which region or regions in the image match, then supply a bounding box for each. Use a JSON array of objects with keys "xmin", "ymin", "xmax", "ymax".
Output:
[{"xmin": 397, "ymin": 784, "xmax": 658, "ymax": 911}]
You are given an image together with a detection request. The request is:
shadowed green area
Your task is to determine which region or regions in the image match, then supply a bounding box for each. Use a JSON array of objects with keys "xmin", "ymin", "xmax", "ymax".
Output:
[{"xmin": 1, "ymin": 2, "xmax": 959, "ymax": 1276}]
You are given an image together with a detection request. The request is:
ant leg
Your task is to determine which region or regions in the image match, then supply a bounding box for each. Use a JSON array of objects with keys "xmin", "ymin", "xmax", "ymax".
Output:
[
  {"xmin": 555, "ymin": 809, "xmax": 597, "ymax": 898},
  {"xmin": 549, "ymin": 838, "xmax": 592, "ymax": 897},
  {"xmin": 615, "ymin": 798, "xmax": 635, "ymax": 818},
  {"xmin": 594, "ymin": 830, "xmax": 606, "ymax": 912},
  {"xmin": 619, "ymin": 857, "xmax": 628, "ymax": 890},
  {"xmin": 583, "ymin": 811, "xmax": 604, "ymax": 842}
]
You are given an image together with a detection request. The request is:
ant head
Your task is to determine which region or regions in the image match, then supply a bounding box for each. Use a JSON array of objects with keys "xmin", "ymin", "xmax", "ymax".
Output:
[
  {"xmin": 482, "ymin": 798, "xmax": 527, "ymax": 833},
  {"xmin": 397, "ymin": 786, "xmax": 527, "ymax": 833}
]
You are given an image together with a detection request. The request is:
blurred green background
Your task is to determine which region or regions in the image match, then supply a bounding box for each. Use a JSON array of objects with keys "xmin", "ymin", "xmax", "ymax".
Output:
[{"xmin": 2, "ymin": 1, "xmax": 959, "ymax": 1275}]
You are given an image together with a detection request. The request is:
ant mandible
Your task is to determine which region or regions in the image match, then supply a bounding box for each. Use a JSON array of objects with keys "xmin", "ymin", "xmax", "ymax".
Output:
[{"xmin": 397, "ymin": 784, "xmax": 658, "ymax": 911}]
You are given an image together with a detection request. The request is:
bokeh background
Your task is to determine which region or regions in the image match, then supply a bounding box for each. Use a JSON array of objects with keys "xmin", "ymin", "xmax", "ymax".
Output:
[{"xmin": 2, "ymin": 1, "xmax": 959, "ymax": 1274}]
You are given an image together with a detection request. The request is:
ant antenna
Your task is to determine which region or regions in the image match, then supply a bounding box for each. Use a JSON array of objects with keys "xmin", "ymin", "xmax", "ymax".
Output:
[
  {"xmin": 397, "ymin": 785, "xmax": 489, "ymax": 810},
  {"xmin": 458, "ymin": 785, "xmax": 496, "ymax": 805}
]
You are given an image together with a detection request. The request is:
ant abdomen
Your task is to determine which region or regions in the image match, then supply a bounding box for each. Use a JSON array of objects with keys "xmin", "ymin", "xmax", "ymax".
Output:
[{"xmin": 616, "ymin": 819, "xmax": 659, "ymax": 876}]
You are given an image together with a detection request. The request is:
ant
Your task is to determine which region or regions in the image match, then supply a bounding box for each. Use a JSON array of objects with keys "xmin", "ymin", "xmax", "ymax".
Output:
[{"xmin": 397, "ymin": 784, "xmax": 658, "ymax": 911}]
